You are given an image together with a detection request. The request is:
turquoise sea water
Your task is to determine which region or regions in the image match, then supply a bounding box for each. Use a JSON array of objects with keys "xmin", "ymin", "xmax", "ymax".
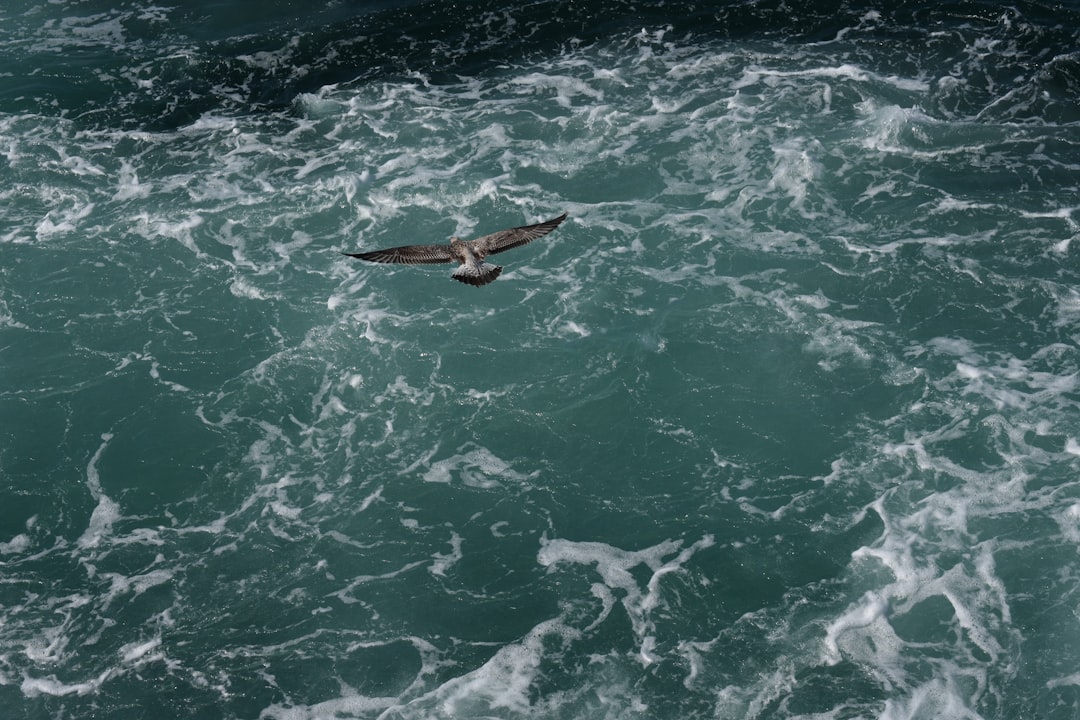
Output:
[{"xmin": 3, "ymin": 1, "xmax": 1080, "ymax": 717}]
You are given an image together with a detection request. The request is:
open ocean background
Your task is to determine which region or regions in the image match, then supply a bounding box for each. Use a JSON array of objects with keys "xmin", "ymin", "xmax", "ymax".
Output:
[{"xmin": 3, "ymin": 1, "xmax": 1080, "ymax": 718}]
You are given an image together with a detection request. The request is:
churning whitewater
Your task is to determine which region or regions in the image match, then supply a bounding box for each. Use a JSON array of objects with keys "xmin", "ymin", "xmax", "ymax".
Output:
[{"xmin": 2, "ymin": 1, "xmax": 1080, "ymax": 719}]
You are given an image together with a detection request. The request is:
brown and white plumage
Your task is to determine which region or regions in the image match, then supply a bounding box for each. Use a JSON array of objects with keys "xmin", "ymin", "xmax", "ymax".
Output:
[{"xmin": 341, "ymin": 213, "xmax": 568, "ymax": 286}]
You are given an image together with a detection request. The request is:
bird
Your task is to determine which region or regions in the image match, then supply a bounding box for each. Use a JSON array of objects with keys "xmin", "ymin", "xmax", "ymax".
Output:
[{"xmin": 341, "ymin": 212, "xmax": 568, "ymax": 287}]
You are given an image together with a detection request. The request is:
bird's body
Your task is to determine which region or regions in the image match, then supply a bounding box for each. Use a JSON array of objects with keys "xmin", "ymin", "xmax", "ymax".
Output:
[{"xmin": 341, "ymin": 212, "xmax": 568, "ymax": 286}]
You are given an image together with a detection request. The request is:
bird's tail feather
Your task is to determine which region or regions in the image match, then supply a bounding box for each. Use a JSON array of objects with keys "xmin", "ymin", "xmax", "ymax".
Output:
[{"xmin": 452, "ymin": 263, "xmax": 502, "ymax": 287}]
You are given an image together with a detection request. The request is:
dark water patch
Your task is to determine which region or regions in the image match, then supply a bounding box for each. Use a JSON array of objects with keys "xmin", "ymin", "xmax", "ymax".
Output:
[{"xmin": 5, "ymin": 0, "xmax": 1076, "ymax": 130}]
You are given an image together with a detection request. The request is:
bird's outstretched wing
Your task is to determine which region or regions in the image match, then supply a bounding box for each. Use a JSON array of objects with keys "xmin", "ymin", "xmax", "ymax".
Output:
[
  {"xmin": 341, "ymin": 244, "xmax": 454, "ymax": 265},
  {"xmin": 471, "ymin": 213, "xmax": 568, "ymax": 256}
]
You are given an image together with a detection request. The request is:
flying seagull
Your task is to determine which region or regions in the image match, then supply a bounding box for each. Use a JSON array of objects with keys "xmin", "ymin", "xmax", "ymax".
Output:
[{"xmin": 341, "ymin": 212, "xmax": 568, "ymax": 287}]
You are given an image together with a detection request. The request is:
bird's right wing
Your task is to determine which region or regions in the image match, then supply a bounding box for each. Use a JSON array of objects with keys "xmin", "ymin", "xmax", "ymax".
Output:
[
  {"xmin": 341, "ymin": 244, "xmax": 454, "ymax": 265},
  {"xmin": 472, "ymin": 213, "xmax": 568, "ymax": 256}
]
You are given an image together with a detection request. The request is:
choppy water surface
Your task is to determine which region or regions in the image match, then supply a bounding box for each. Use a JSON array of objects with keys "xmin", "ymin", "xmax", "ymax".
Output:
[{"xmin": 3, "ymin": 1, "xmax": 1080, "ymax": 718}]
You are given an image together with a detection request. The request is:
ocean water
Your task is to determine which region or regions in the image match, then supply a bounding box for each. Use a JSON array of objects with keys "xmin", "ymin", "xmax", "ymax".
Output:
[{"xmin": 3, "ymin": 0, "xmax": 1080, "ymax": 717}]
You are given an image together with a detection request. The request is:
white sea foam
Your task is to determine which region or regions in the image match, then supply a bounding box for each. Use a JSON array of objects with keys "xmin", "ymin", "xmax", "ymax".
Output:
[
  {"xmin": 0, "ymin": 533, "xmax": 30, "ymax": 555},
  {"xmin": 119, "ymin": 637, "xmax": 162, "ymax": 664},
  {"xmin": 21, "ymin": 670, "xmax": 113, "ymax": 698},
  {"xmin": 736, "ymin": 63, "xmax": 929, "ymax": 93},
  {"xmin": 539, "ymin": 535, "xmax": 715, "ymax": 665},
  {"xmin": 113, "ymin": 160, "xmax": 151, "ymax": 201},
  {"xmin": 428, "ymin": 532, "xmax": 464, "ymax": 577},
  {"xmin": 422, "ymin": 445, "xmax": 533, "ymax": 488},
  {"xmin": 818, "ymin": 330, "xmax": 1080, "ymax": 709},
  {"xmin": 77, "ymin": 434, "xmax": 118, "ymax": 550},
  {"xmin": 229, "ymin": 276, "xmax": 273, "ymax": 300},
  {"xmin": 449, "ymin": 620, "xmax": 579, "ymax": 714},
  {"xmin": 35, "ymin": 201, "xmax": 95, "ymax": 239},
  {"xmin": 100, "ymin": 569, "xmax": 173, "ymax": 607},
  {"xmin": 142, "ymin": 212, "xmax": 206, "ymax": 256}
]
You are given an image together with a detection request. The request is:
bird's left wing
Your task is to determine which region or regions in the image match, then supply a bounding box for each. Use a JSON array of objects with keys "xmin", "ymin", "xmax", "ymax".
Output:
[
  {"xmin": 341, "ymin": 244, "xmax": 454, "ymax": 265},
  {"xmin": 471, "ymin": 213, "xmax": 568, "ymax": 256}
]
